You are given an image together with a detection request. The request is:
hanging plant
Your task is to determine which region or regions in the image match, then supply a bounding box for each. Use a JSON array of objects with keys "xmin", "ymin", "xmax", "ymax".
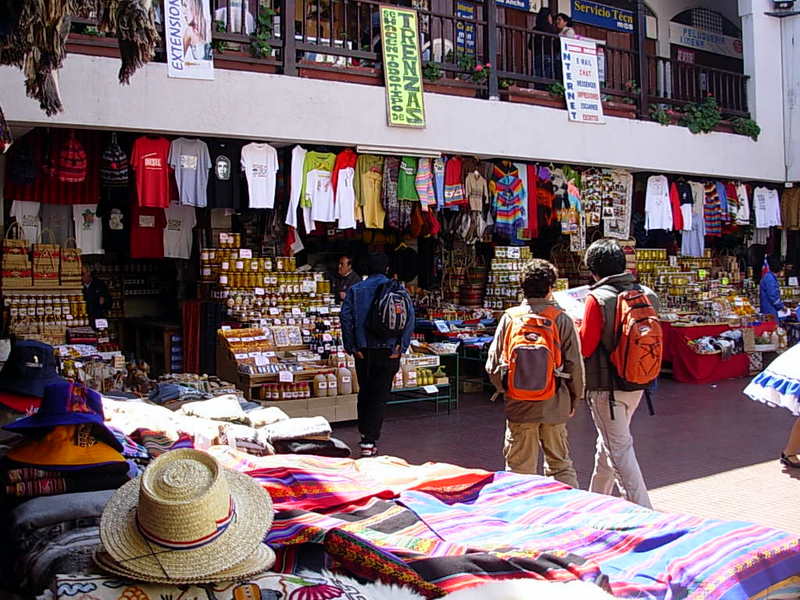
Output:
[
  {"xmin": 732, "ymin": 117, "xmax": 761, "ymax": 141},
  {"xmin": 250, "ymin": 7, "xmax": 276, "ymax": 58},
  {"xmin": 680, "ymin": 95, "xmax": 722, "ymax": 134},
  {"xmin": 548, "ymin": 82, "xmax": 565, "ymax": 98}
]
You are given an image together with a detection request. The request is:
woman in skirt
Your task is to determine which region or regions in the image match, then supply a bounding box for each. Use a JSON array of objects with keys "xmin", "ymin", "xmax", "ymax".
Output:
[{"xmin": 744, "ymin": 343, "xmax": 800, "ymax": 468}]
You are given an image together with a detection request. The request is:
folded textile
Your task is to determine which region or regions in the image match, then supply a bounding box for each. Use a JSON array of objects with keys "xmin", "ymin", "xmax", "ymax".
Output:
[
  {"xmin": 5, "ymin": 471, "xmax": 131, "ymax": 498},
  {"xmin": 108, "ymin": 426, "xmax": 149, "ymax": 460},
  {"xmin": 178, "ymin": 394, "xmax": 248, "ymax": 424},
  {"xmin": 19, "ymin": 527, "xmax": 101, "ymax": 593},
  {"xmin": 130, "ymin": 429, "xmax": 194, "ymax": 458},
  {"xmin": 246, "ymin": 406, "xmax": 290, "ymax": 428},
  {"xmin": 148, "ymin": 382, "xmax": 209, "ymax": 408},
  {"xmin": 10, "ymin": 490, "xmax": 112, "ymax": 541},
  {"xmin": 260, "ymin": 416, "xmax": 332, "ymax": 442},
  {"xmin": 273, "ymin": 437, "xmax": 351, "ymax": 458},
  {"xmin": 218, "ymin": 423, "xmax": 274, "ymax": 456}
]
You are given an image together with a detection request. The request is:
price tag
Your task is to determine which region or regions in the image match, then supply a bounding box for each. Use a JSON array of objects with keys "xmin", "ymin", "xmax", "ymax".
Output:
[
  {"xmin": 319, "ymin": 306, "xmax": 329, "ymax": 314},
  {"xmin": 239, "ymin": 249, "xmax": 252, "ymax": 259},
  {"xmin": 248, "ymin": 352, "xmax": 260, "ymax": 358},
  {"xmin": 698, "ymin": 269, "xmax": 707, "ymax": 280},
  {"xmin": 219, "ymin": 275, "xmax": 228, "ymax": 285},
  {"xmin": 227, "ymin": 337, "xmax": 241, "ymax": 343},
  {"xmin": 269, "ymin": 307, "xmax": 280, "ymax": 315},
  {"xmin": 221, "ymin": 325, "xmax": 231, "ymax": 331},
  {"xmin": 278, "ymin": 371, "xmax": 293, "ymax": 382},
  {"xmin": 288, "ymin": 318, "xmax": 297, "ymax": 325},
  {"xmin": 94, "ymin": 319, "xmax": 109, "ymax": 330},
  {"xmin": 322, "ymin": 333, "xmax": 333, "ymax": 342},
  {"xmin": 221, "ymin": 262, "xmax": 229, "ymax": 270},
  {"xmin": 255, "ymin": 355, "xmax": 269, "ymax": 366},
  {"xmin": 790, "ymin": 277, "xmax": 799, "ymax": 286},
  {"xmin": 434, "ymin": 319, "xmax": 450, "ymax": 333},
  {"xmin": 423, "ymin": 385, "xmax": 439, "ymax": 394},
  {"xmin": 235, "ymin": 261, "xmax": 244, "ymax": 270},
  {"xmin": 265, "ymin": 351, "xmax": 276, "ymax": 358},
  {"xmin": 721, "ymin": 277, "xmax": 730, "ymax": 285},
  {"xmin": 220, "ymin": 233, "xmax": 231, "ymax": 244},
  {"xmin": 273, "ymin": 318, "xmax": 282, "ymax": 325},
  {"xmin": 302, "ymin": 329, "xmax": 310, "ymax": 336},
  {"xmin": 508, "ymin": 247, "xmax": 520, "ymax": 259},
  {"xmin": 292, "ymin": 307, "xmax": 302, "ymax": 315},
  {"xmin": 234, "ymin": 353, "xmax": 248, "ymax": 360},
  {"xmin": 254, "ymin": 287, "xmax": 265, "ymax": 296}
]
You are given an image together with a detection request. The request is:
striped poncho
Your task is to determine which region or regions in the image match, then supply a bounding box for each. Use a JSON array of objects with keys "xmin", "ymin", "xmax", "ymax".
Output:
[{"xmin": 491, "ymin": 163, "xmax": 526, "ymax": 242}]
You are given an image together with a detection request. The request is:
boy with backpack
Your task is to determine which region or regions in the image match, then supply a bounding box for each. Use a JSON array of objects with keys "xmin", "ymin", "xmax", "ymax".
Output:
[
  {"xmin": 485, "ymin": 259, "xmax": 584, "ymax": 487},
  {"xmin": 341, "ymin": 253, "xmax": 414, "ymax": 457},
  {"xmin": 579, "ymin": 239, "xmax": 662, "ymax": 508}
]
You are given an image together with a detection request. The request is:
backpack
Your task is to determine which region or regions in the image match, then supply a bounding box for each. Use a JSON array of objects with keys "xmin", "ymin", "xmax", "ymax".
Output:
[
  {"xmin": 608, "ymin": 287, "xmax": 663, "ymax": 387},
  {"xmin": 367, "ymin": 280, "xmax": 411, "ymax": 339},
  {"xmin": 100, "ymin": 133, "xmax": 130, "ymax": 187},
  {"xmin": 56, "ymin": 132, "xmax": 87, "ymax": 183},
  {"xmin": 501, "ymin": 305, "xmax": 562, "ymax": 401}
]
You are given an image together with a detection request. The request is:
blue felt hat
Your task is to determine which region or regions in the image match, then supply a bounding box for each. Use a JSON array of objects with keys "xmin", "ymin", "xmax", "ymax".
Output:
[
  {"xmin": 3, "ymin": 381, "xmax": 123, "ymax": 451},
  {"xmin": 0, "ymin": 340, "xmax": 64, "ymax": 398}
]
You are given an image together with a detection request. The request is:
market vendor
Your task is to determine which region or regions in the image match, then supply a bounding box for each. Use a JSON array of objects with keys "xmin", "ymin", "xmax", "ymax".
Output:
[
  {"xmin": 759, "ymin": 256, "xmax": 788, "ymax": 320},
  {"xmin": 81, "ymin": 265, "xmax": 113, "ymax": 323},
  {"xmin": 331, "ymin": 255, "xmax": 362, "ymax": 304}
]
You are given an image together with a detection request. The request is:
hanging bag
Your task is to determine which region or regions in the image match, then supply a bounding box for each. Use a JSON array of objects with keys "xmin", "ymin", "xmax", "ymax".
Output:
[
  {"xmin": 60, "ymin": 237, "xmax": 83, "ymax": 289},
  {"xmin": 32, "ymin": 230, "xmax": 60, "ymax": 288},
  {"xmin": 2, "ymin": 222, "xmax": 32, "ymax": 289}
]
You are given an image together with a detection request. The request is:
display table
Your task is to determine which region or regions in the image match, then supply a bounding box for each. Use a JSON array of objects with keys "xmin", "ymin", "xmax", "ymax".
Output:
[{"xmin": 663, "ymin": 321, "xmax": 776, "ymax": 384}]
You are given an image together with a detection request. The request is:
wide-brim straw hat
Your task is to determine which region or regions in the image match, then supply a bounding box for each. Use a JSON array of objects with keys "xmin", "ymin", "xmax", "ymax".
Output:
[{"xmin": 99, "ymin": 449, "xmax": 275, "ymax": 583}]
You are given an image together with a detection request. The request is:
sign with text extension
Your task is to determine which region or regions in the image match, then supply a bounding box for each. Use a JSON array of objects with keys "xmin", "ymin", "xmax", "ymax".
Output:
[
  {"xmin": 570, "ymin": 0, "xmax": 633, "ymax": 33},
  {"xmin": 380, "ymin": 6, "xmax": 426, "ymax": 128},
  {"xmin": 560, "ymin": 37, "xmax": 604, "ymax": 124},
  {"xmin": 164, "ymin": 0, "xmax": 215, "ymax": 80}
]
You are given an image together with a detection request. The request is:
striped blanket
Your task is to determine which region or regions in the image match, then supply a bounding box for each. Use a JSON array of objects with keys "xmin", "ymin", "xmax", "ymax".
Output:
[{"xmin": 208, "ymin": 448, "xmax": 800, "ymax": 600}]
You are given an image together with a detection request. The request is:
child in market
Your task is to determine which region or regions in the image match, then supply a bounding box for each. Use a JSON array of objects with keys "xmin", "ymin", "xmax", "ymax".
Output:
[{"xmin": 485, "ymin": 259, "xmax": 584, "ymax": 487}]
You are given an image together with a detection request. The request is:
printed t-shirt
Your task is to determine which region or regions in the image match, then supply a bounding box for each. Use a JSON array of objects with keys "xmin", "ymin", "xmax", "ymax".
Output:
[
  {"xmin": 241, "ymin": 143, "xmax": 279, "ymax": 209},
  {"xmin": 397, "ymin": 157, "xmax": 419, "ymax": 201},
  {"xmin": 10, "ymin": 200, "xmax": 41, "ymax": 243},
  {"xmin": 71, "ymin": 204, "xmax": 104, "ymax": 255},
  {"xmin": 164, "ymin": 204, "xmax": 197, "ymax": 259},
  {"xmin": 168, "ymin": 138, "xmax": 211, "ymax": 207},
  {"xmin": 300, "ymin": 151, "xmax": 336, "ymax": 208},
  {"xmin": 97, "ymin": 188, "xmax": 130, "ymax": 253},
  {"xmin": 131, "ymin": 136, "xmax": 171, "ymax": 208},
  {"xmin": 207, "ymin": 139, "xmax": 244, "ymax": 210},
  {"xmin": 130, "ymin": 205, "xmax": 166, "ymax": 259},
  {"xmin": 40, "ymin": 204, "xmax": 74, "ymax": 246}
]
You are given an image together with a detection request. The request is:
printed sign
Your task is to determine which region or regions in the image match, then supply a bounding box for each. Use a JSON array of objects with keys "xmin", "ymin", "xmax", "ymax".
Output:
[
  {"xmin": 380, "ymin": 6, "xmax": 426, "ymax": 128},
  {"xmin": 164, "ymin": 0, "xmax": 215, "ymax": 80},
  {"xmin": 455, "ymin": 0, "xmax": 476, "ymax": 53},
  {"xmin": 496, "ymin": 0, "xmax": 532, "ymax": 11},
  {"xmin": 570, "ymin": 0, "xmax": 633, "ymax": 33},
  {"xmin": 669, "ymin": 23, "xmax": 743, "ymax": 59},
  {"xmin": 560, "ymin": 37, "xmax": 604, "ymax": 124}
]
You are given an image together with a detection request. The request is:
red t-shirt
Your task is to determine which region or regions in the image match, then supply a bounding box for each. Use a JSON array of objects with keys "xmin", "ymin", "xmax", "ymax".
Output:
[
  {"xmin": 130, "ymin": 205, "xmax": 166, "ymax": 259},
  {"xmin": 131, "ymin": 137, "xmax": 171, "ymax": 208}
]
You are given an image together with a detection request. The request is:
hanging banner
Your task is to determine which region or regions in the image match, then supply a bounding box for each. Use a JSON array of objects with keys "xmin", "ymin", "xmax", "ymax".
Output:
[
  {"xmin": 560, "ymin": 37, "xmax": 604, "ymax": 124},
  {"xmin": 669, "ymin": 23, "xmax": 743, "ymax": 59},
  {"xmin": 380, "ymin": 6, "xmax": 426, "ymax": 128},
  {"xmin": 164, "ymin": 0, "xmax": 215, "ymax": 80},
  {"xmin": 456, "ymin": 1, "xmax": 476, "ymax": 54},
  {"xmin": 570, "ymin": 0, "xmax": 633, "ymax": 33}
]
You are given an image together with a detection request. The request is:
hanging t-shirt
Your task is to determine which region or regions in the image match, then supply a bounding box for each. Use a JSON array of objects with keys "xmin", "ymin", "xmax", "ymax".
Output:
[
  {"xmin": 644, "ymin": 175, "xmax": 672, "ymax": 231},
  {"xmin": 97, "ymin": 188, "xmax": 130, "ymax": 253},
  {"xmin": 130, "ymin": 205, "xmax": 166, "ymax": 259},
  {"xmin": 397, "ymin": 157, "xmax": 419, "ymax": 202},
  {"xmin": 207, "ymin": 139, "xmax": 244, "ymax": 210},
  {"xmin": 164, "ymin": 204, "xmax": 197, "ymax": 259},
  {"xmin": 753, "ymin": 187, "xmax": 781, "ymax": 228},
  {"xmin": 735, "ymin": 183, "xmax": 751, "ymax": 225},
  {"xmin": 286, "ymin": 145, "xmax": 307, "ymax": 229},
  {"xmin": 72, "ymin": 204, "xmax": 104, "ymax": 255},
  {"xmin": 168, "ymin": 138, "xmax": 211, "ymax": 207},
  {"xmin": 40, "ymin": 204, "xmax": 74, "ymax": 246},
  {"xmin": 307, "ymin": 170, "xmax": 335, "ymax": 223},
  {"xmin": 335, "ymin": 168, "xmax": 356, "ymax": 230},
  {"xmin": 241, "ymin": 143, "xmax": 279, "ymax": 209},
  {"xmin": 131, "ymin": 136, "xmax": 171, "ymax": 208},
  {"xmin": 433, "ymin": 158, "xmax": 445, "ymax": 209},
  {"xmin": 10, "ymin": 200, "xmax": 41, "ymax": 243}
]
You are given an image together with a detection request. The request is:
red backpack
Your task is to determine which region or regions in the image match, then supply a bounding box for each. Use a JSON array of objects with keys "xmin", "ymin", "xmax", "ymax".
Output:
[
  {"xmin": 609, "ymin": 288, "xmax": 663, "ymax": 386},
  {"xmin": 501, "ymin": 305, "xmax": 562, "ymax": 401}
]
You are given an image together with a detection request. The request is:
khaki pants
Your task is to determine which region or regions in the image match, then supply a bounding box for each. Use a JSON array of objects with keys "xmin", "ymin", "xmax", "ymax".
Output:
[
  {"xmin": 586, "ymin": 390, "xmax": 652, "ymax": 508},
  {"xmin": 503, "ymin": 421, "xmax": 579, "ymax": 488}
]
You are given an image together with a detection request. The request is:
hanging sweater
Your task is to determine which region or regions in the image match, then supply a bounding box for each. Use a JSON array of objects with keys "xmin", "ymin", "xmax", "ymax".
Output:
[
  {"xmin": 703, "ymin": 182, "xmax": 723, "ymax": 237},
  {"xmin": 443, "ymin": 156, "xmax": 466, "ymax": 208},
  {"xmin": 415, "ymin": 158, "xmax": 436, "ymax": 210},
  {"xmin": 492, "ymin": 162, "xmax": 526, "ymax": 241}
]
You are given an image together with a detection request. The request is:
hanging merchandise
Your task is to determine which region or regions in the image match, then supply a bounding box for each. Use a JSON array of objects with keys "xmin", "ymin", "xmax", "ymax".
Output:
[
  {"xmin": 415, "ymin": 158, "xmax": 436, "ymax": 210},
  {"xmin": 703, "ymin": 182, "xmax": 723, "ymax": 237},
  {"xmin": 644, "ymin": 174, "xmax": 672, "ymax": 231},
  {"xmin": 356, "ymin": 154, "xmax": 385, "ymax": 229},
  {"xmin": 383, "ymin": 156, "xmax": 403, "ymax": 231},
  {"xmin": 71, "ymin": 204, "xmax": 104, "ymax": 255},
  {"xmin": 581, "ymin": 169, "xmax": 604, "ymax": 227},
  {"xmin": 31, "ymin": 235, "xmax": 60, "ymax": 288},
  {"xmin": 98, "ymin": 189, "xmax": 131, "ymax": 254},
  {"xmin": 443, "ymin": 156, "xmax": 466, "ymax": 208},
  {"xmin": 0, "ymin": 104, "xmax": 12, "ymax": 153},
  {"xmin": 164, "ymin": 204, "xmax": 198, "ymax": 260},
  {"xmin": 55, "ymin": 132, "xmax": 88, "ymax": 183},
  {"xmin": 130, "ymin": 205, "xmax": 167, "ymax": 259},
  {"xmin": 100, "ymin": 133, "xmax": 130, "ymax": 188},
  {"xmin": 570, "ymin": 212, "xmax": 586, "ymax": 252},
  {"xmin": 753, "ymin": 186, "xmax": 781, "ymax": 228},
  {"xmin": 681, "ymin": 181, "xmax": 706, "ymax": 257},
  {"xmin": 433, "ymin": 157, "xmax": 445, "ymax": 209},
  {"xmin": 491, "ymin": 161, "xmax": 526, "ymax": 244},
  {"xmin": 735, "ymin": 183, "xmax": 751, "ymax": 226},
  {"xmin": 168, "ymin": 138, "xmax": 212, "ymax": 207},
  {"xmin": 465, "ymin": 169, "xmax": 489, "ymax": 212},
  {"xmin": 331, "ymin": 149, "xmax": 358, "ymax": 230},
  {"xmin": 536, "ymin": 166, "xmax": 557, "ymax": 227},
  {"xmin": 241, "ymin": 142, "xmax": 280, "ymax": 209},
  {"xmin": 307, "ymin": 168, "xmax": 335, "ymax": 223},
  {"xmin": 40, "ymin": 204, "xmax": 74, "ymax": 246},
  {"xmin": 525, "ymin": 165, "xmax": 538, "ymax": 239},
  {"xmin": 398, "ymin": 157, "xmax": 420, "ymax": 202},
  {"xmin": 672, "ymin": 180, "xmax": 693, "ymax": 232},
  {"xmin": 603, "ymin": 170, "xmax": 633, "ymax": 240},
  {"xmin": 715, "ymin": 181, "xmax": 729, "ymax": 223},
  {"xmin": 782, "ymin": 187, "xmax": 800, "ymax": 230},
  {"xmin": 207, "ymin": 139, "xmax": 245, "ymax": 210},
  {"xmin": 131, "ymin": 136, "xmax": 172, "ymax": 208},
  {"xmin": 286, "ymin": 145, "xmax": 308, "ymax": 229},
  {"xmin": 10, "ymin": 200, "xmax": 42, "ymax": 244}
]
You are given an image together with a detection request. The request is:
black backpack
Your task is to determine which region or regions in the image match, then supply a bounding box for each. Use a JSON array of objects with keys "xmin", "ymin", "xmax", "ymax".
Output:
[{"xmin": 367, "ymin": 280, "xmax": 411, "ymax": 339}]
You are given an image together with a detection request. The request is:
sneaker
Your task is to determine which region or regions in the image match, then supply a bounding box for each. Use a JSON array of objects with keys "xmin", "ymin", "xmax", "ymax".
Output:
[{"xmin": 359, "ymin": 442, "xmax": 378, "ymax": 457}]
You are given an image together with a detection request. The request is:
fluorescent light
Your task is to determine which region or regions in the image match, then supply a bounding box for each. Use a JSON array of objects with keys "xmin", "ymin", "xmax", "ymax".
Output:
[{"xmin": 356, "ymin": 145, "xmax": 441, "ymax": 158}]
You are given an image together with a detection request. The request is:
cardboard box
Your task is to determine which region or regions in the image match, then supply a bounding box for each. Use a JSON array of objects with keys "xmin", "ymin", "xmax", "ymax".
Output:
[{"xmin": 461, "ymin": 378, "xmax": 484, "ymax": 393}]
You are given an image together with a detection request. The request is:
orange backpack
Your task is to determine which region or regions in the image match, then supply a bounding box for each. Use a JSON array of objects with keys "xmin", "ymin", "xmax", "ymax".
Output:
[
  {"xmin": 501, "ymin": 305, "xmax": 562, "ymax": 401},
  {"xmin": 609, "ymin": 288, "xmax": 663, "ymax": 386}
]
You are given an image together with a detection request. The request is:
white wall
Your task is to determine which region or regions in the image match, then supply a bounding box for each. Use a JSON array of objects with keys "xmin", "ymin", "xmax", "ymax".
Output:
[
  {"xmin": 782, "ymin": 13, "xmax": 800, "ymax": 181},
  {"xmin": 0, "ymin": 52, "xmax": 786, "ymax": 181}
]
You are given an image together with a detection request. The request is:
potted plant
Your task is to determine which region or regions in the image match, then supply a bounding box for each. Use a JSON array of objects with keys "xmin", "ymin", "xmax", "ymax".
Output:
[
  {"xmin": 66, "ymin": 23, "xmax": 120, "ymax": 58},
  {"xmin": 213, "ymin": 7, "xmax": 279, "ymax": 73},
  {"xmin": 422, "ymin": 55, "xmax": 481, "ymax": 97},
  {"xmin": 732, "ymin": 117, "xmax": 761, "ymax": 141},
  {"xmin": 680, "ymin": 94, "xmax": 722, "ymax": 134},
  {"xmin": 603, "ymin": 81, "xmax": 638, "ymax": 118},
  {"xmin": 501, "ymin": 81, "xmax": 566, "ymax": 108}
]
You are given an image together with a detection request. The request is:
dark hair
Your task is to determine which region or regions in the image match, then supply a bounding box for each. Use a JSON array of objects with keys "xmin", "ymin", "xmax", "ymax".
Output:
[
  {"xmin": 520, "ymin": 259, "xmax": 559, "ymax": 298},
  {"xmin": 535, "ymin": 8, "xmax": 554, "ymax": 32},
  {"xmin": 366, "ymin": 253, "xmax": 390, "ymax": 276},
  {"xmin": 585, "ymin": 239, "xmax": 627, "ymax": 278},
  {"xmin": 339, "ymin": 255, "xmax": 352, "ymax": 266},
  {"xmin": 556, "ymin": 12, "xmax": 573, "ymax": 27},
  {"xmin": 766, "ymin": 255, "xmax": 783, "ymax": 273}
]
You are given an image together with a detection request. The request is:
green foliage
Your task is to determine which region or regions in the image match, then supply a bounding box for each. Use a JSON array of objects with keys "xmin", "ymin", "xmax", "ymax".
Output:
[
  {"xmin": 621, "ymin": 79, "xmax": 640, "ymax": 104},
  {"xmin": 250, "ymin": 7, "xmax": 276, "ymax": 58},
  {"xmin": 211, "ymin": 20, "xmax": 227, "ymax": 54},
  {"xmin": 732, "ymin": 117, "xmax": 761, "ymax": 141},
  {"xmin": 649, "ymin": 104, "xmax": 671, "ymax": 126},
  {"xmin": 680, "ymin": 95, "xmax": 722, "ymax": 134},
  {"xmin": 499, "ymin": 79, "xmax": 513, "ymax": 90},
  {"xmin": 548, "ymin": 82, "xmax": 565, "ymax": 98},
  {"xmin": 422, "ymin": 61, "xmax": 443, "ymax": 81}
]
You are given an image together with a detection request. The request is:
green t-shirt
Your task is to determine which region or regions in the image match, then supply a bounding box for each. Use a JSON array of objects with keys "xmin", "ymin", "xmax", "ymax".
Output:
[
  {"xmin": 397, "ymin": 157, "xmax": 419, "ymax": 202},
  {"xmin": 300, "ymin": 151, "xmax": 336, "ymax": 207}
]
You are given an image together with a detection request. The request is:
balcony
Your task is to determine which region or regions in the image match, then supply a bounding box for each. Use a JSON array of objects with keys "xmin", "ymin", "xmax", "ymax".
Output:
[{"xmin": 66, "ymin": 0, "xmax": 750, "ymax": 126}]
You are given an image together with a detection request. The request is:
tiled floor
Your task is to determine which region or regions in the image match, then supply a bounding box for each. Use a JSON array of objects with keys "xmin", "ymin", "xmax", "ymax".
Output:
[{"xmin": 333, "ymin": 376, "xmax": 800, "ymax": 534}]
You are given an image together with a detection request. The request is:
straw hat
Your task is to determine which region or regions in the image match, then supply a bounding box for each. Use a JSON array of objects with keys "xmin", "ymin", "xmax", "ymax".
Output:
[{"xmin": 99, "ymin": 449, "xmax": 275, "ymax": 583}]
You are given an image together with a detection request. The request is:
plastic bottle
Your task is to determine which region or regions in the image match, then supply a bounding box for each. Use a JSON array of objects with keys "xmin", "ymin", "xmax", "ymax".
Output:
[
  {"xmin": 326, "ymin": 372, "xmax": 338, "ymax": 397},
  {"xmin": 313, "ymin": 373, "xmax": 328, "ymax": 397},
  {"xmin": 338, "ymin": 367, "xmax": 353, "ymax": 395}
]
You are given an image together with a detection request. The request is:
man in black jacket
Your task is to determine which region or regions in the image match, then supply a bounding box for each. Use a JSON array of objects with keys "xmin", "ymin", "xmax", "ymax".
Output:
[
  {"xmin": 331, "ymin": 255, "xmax": 362, "ymax": 304},
  {"xmin": 81, "ymin": 265, "xmax": 112, "ymax": 323}
]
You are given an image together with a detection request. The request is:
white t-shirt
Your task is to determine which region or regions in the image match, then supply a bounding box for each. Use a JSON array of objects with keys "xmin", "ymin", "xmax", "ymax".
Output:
[
  {"xmin": 168, "ymin": 138, "xmax": 211, "ymax": 208},
  {"xmin": 10, "ymin": 200, "xmax": 41, "ymax": 243},
  {"xmin": 735, "ymin": 184, "xmax": 750, "ymax": 225},
  {"xmin": 644, "ymin": 175, "xmax": 672, "ymax": 231},
  {"xmin": 72, "ymin": 204, "xmax": 104, "ymax": 255},
  {"xmin": 308, "ymin": 169, "xmax": 335, "ymax": 222},
  {"xmin": 241, "ymin": 143, "xmax": 278, "ymax": 209},
  {"xmin": 753, "ymin": 187, "xmax": 781, "ymax": 228},
  {"xmin": 163, "ymin": 204, "xmax": 197, "ymax": 259},
  {"xmin": 335, "ymin": 167, "xmax": 356, "ymax": 230}
]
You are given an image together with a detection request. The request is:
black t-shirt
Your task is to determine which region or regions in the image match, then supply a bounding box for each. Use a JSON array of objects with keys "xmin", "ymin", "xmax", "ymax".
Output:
[
  {"xmin": 676, "ymin": 181, "xmax": 693, "ymax": 205},
  {"xmin": 97, "ymin": 188, "xmax": 131, "ymax": 253},
  {"xmin": 207, "ymin": 139, "xmax": 244, "ymax": 210}
]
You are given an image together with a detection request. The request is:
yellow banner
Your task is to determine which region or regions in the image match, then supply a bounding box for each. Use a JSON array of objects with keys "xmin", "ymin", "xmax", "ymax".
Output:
[{"xmin": 380, "ymin": 6, "xmax": 426, "ymax": 128}]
